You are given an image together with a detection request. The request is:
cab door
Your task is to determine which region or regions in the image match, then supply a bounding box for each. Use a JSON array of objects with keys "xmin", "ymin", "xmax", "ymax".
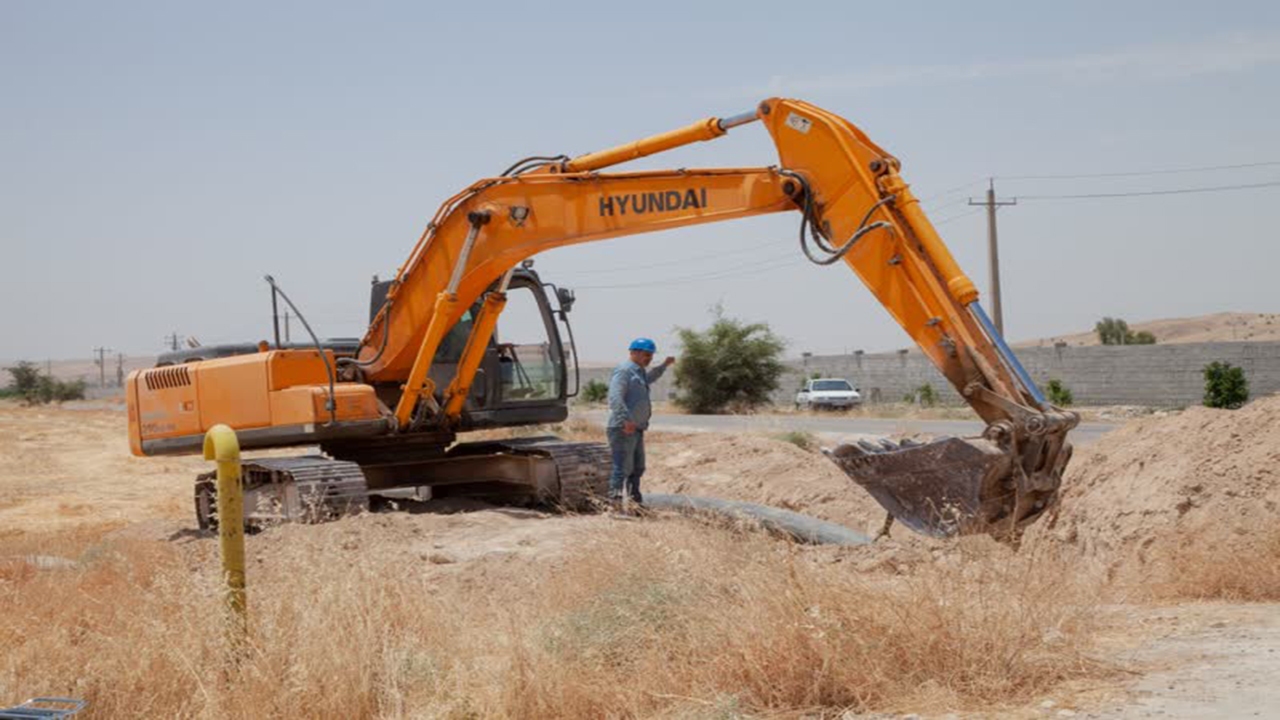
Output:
[{"xmin": 456, "ymin": 273, "xmax": 570, "ymax": 429}]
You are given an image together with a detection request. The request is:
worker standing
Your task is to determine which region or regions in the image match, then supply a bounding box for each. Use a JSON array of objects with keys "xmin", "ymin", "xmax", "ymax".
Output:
[{"xmin": 606, "ymin": 338, "xmax": 675, "ymax": 508}]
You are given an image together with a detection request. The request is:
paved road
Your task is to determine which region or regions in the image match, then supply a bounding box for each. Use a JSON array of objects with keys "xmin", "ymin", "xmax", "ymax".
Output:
[{"xmin": 580, "ymin": 410, "xmax": 1116, "ymax": 445}]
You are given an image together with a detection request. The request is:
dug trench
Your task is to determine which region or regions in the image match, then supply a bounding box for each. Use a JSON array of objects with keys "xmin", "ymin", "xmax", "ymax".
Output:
[{"xmin": 1, "ymin": 398, "xmax": 1279, "ymax": 718}]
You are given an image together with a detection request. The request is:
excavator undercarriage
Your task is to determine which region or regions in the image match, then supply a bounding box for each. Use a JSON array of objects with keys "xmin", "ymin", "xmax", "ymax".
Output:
[{"xmin": 194, "ymin": 436, "xmax": 612, "ymax": 529}]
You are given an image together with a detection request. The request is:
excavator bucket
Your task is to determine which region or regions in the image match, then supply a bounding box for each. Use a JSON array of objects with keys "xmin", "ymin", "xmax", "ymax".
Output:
[{"xmin": 824, "ymin": 436, "xmax": 1057, "ymax": 538}]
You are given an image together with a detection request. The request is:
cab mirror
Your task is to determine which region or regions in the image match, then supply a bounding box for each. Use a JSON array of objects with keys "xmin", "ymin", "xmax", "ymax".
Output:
[{"xmin": 556, "ymin": 287, "xmax": 576, "ymax": 313}]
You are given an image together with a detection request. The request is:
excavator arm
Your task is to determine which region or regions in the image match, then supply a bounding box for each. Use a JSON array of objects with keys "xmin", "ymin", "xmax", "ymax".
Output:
[{"xmin": 350, "ymin": 97, "xmax": 1078, "ymax": 538}]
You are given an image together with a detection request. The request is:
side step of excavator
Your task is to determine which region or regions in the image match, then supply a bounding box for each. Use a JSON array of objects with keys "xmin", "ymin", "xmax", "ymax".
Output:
[{"xmin": 193, "ymin": 437, "xmax": 611, "ymax": 529}]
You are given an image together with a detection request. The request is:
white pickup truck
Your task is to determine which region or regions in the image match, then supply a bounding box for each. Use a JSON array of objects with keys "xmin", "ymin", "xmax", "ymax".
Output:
[{"xmin": 795, "ymin": 378, "xmax": 862, "ymax": 410}]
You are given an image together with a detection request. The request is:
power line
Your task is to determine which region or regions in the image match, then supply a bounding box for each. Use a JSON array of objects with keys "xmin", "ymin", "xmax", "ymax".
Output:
[
  {"xmin": 1016, "ymin": 179, "xmax": 1280, "ymax": 200},
  {"xmin": 576, "ymin": 206, "xmax": 984, "ymax": 291},
  {"xmin": 556, "ymin": 168, "xmax": 1280, "ymax": 292},
  {"xmin": 563, "ymin": 195, "xmax": 977, "ymax": 282},
  {"xmin": 924, "ymin": 196, "xmax": 971, "ymax": 213},
  {"xmin": 931, "ymin": 207, "xmax": 985, "ymax": 225},
  {"xmin": 919, "ymin": 178, "xmax": 986, "ymax": 203},
  {"xmin": 1000, "ymin": 160, "xmax": 1280, "ymax": 181}
]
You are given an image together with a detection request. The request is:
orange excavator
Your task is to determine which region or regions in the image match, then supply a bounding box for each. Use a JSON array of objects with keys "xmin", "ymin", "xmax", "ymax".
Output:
[{"xmin": 127, "ymin": 98, "xmax": 1077, "ymax": 538}]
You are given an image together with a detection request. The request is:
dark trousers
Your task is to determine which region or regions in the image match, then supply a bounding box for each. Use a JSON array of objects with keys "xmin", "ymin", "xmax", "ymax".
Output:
[{"xmin": 606, "ymin": 428, "xmax": 645, "ymax": 502}]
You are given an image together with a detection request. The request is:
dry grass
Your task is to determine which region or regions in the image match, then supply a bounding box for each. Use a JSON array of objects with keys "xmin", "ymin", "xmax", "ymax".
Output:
[
  {"xmin": 774, "ymin": 430, "xmax": 819, "ymax": 452},
  {"xmin": 1144, "ymin": 525, "xmax": 1280, "ymax": 602},
  {"xmin": 754, "ymin": 402, "xmax": 981, "ymax": 421},
  {"xmin": 2, "ymin": 520, "xmax": 1110, "ymax": 718}
]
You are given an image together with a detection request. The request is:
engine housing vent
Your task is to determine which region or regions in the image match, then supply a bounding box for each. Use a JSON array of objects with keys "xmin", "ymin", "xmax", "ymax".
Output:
[{"xmin": 144, "ymin": 365, "xmax": 193, "ymax": 391}]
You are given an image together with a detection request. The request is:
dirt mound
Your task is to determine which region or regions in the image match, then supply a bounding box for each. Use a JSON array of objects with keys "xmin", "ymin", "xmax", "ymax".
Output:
[
  {"xmin": 1016, "ymin": 311, "xmax": 1280, "ymax": 347},
  {"xmin": 645, "ymin": 433, "xmax": 916, "ymax": 542},
  {"xmin": 1027, "ymin": 394, "xmax": 1280, "ymax": 572}
]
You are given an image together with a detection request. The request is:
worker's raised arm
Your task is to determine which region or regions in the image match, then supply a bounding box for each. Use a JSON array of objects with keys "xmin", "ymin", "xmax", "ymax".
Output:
[{"xmin": 645, "ymin": 363, "xmax": 668, "ymax": 385}]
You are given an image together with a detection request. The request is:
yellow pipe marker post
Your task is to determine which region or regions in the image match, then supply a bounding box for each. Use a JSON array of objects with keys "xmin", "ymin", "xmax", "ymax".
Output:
[{"xmin": 203, "ymin": 424, "xmax": 247, "ymax": 648}]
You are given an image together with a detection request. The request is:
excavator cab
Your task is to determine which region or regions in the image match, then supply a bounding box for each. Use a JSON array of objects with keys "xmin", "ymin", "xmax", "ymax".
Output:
[{"xmin": 368, "ymin": 267, "xmax": 576, "ymax": 431}]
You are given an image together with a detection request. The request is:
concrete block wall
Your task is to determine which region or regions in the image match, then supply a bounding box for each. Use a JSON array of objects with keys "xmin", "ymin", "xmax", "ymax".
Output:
[{"xmin": 579, "ymin": 341, "xmax": 1280, "ymax": 409}]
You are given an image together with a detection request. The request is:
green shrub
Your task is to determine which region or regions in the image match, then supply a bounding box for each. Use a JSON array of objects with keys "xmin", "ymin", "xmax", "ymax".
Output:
[
  {"xmin": 1045, "ymin": 379, "xmax": 1074, "ymax": 407},
  {"xmin": 798, "ymin": 371, "xmax": 821, "ymax": 390},
  {"xmin": 1203, "ymin": 361, "xmax": 1248, "ymax": 409},
  {"xmin": 581, "ymin": 378, "xmax": 609, "ymax": 404},
  {"xmin": 673, "ymin": 306, "xmax": 785, "ymax": 414},
  {"xmin": 53, "ymin": 378, "xmax": 87, "ymax": 402},
  {"xmin": 904, "ymin": 383, "xmax": 938, "ymax": 408},
  {"xmin": 776, "ymin": 430, "xmax": 818, "ymax": 451},
  {"xmin": 1095, "ymin": 317, "xmax": 1156, "ymax": 345},
  {"xmin": 4, "ymin": 361, "xmax": 86, "ymax": 404}
]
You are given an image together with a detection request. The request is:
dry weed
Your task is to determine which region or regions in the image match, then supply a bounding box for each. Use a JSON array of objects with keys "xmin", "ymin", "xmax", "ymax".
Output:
[
  {"xmin": 1143, "ymin": 524, "xmax": 1280, "ymax": 602},
  {"xmin": 3, "ymin": 520, "xmax": 1109, "ymax": 718}
]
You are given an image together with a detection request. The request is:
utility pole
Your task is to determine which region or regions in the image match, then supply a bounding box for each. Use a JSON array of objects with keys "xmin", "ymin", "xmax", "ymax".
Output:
[
  {"xmin": 115, "ymin": 353, "xmax": 126, "ymax": 387},
  {"xmin": 165, "ymin": 332, "xmax": 181, "ymax": 351},
  {"xmin": 92, "ymin": 347, "xmax": 109, "ymax": 388},
  {"xmin": 968, "ymin": 179, "xmax": 1017, "ymax": 335},
  {"xmin": 283, "ymin": 311, "xmax": 292, "ymax": 344}
]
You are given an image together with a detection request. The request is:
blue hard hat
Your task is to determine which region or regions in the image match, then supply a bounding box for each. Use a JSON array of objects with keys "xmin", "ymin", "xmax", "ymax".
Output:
[{"xmin": 628, "ymin": 337, "xmax": 657, "ymax": 353}]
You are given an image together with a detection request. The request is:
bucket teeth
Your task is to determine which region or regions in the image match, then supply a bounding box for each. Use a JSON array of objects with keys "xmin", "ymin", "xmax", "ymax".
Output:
[{"xmin": 825, "ymin": 436, "xmax": 1047, "ymax": 539}]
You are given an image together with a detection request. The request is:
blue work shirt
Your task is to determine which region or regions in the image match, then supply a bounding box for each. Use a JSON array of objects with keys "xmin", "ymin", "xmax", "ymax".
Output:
[{"xmin": 606, "ymin": 360, "xmax": 667, "ymax": 430}]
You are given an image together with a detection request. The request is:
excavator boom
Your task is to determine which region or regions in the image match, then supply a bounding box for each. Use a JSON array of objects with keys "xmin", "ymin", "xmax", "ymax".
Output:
[
  {"xmin": 127, "ymin": 98, "xmax": 1077, "ymax": 539},
  {"xmin": 352, "ymin": 98, "xmax": 1077, "ymax": 537}
]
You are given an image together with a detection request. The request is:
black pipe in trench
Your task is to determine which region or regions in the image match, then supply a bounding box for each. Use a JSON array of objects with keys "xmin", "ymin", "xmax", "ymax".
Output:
[{"xmin": 642, "ymin": 493, "xmax": 871, "ymax": 546}]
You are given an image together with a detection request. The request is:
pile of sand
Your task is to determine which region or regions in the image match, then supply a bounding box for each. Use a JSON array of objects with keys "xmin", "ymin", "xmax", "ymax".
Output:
[
  {"xmin": 1017, "ymin": 311, "xmax": 1280, "ymax": 347},
  {"xmin": 644, "ymin": 433, "xmax": 911, "ymax": 541},
  {"xmin": 1027, "ymin": 395, "xmax": 1280, "ymax": 571}
]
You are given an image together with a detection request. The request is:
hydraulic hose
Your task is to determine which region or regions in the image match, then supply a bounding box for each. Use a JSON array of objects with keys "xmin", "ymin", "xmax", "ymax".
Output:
[
  {"xmin": 780, "ymin": 169, "xmax": 895, "ymax": 266},
  {"xmin": 264, "ymin": 275, "xmax": 337, "ymax": 425}
]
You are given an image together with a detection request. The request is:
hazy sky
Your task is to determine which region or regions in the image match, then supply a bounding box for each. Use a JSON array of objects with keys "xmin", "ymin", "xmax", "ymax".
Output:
[{"xmin": 4, "ymin": 1, "xmax": 1279, "ymax": 364}]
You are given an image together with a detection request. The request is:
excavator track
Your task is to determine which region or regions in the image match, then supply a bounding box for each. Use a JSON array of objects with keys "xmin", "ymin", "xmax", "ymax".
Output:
[
  {"xmin": 500, "ymin": 437, "xmax": 612, "ymax": 509},
  {"xmin": 545, "ymin": 441, "xmax": 613, "ymax": 509},
  {"xmin": 194, "ymin": 456, "xmax": 368, "ymax": 530},
  {"xmin": 437, "ymin": 436, "xmax": 612, "ymax": 510},
  {"xmin": 192, "ymin": 438, "xmax": 611, "ymax": 528}
]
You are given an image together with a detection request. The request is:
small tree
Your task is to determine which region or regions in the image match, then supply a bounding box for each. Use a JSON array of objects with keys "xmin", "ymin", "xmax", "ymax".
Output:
[
  {"xmin": 1045, "ymin": 378, "xmax": 1074, "ymax": 406},
  {"xmin": 5, "ymin": 361, "xmax": 42, "ymax": 402},
  {"xmin": 904, "ymin": 383, "xmax": 938, "ymax": 408},
  {"xmin": 4, "ymin": 362, "xmax": 86, "ymax": 405},
  {"xmin": 1203, "ymin": 361, "xmax": 1248, "ymax": 409},
  {"xmin": 1095, "ymin": 317, "xmax": 1156, "ymax": 345},
  {"xmin": 673, "ymin": 306, "xmax": 786, "ymax": 414},
  {"xmin": 53, "ymin": 378, "xmax": 87, "ymax": 402},
  {"xmin": 580, "ymin": 378, "xmax": 609, "ymax": 404}
]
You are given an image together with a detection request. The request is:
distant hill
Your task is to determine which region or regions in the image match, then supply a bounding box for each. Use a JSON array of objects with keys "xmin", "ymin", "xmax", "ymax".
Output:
[{"xmin": 1015, "ymin": 312, "xmax": 1280, "ymax": 348}]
